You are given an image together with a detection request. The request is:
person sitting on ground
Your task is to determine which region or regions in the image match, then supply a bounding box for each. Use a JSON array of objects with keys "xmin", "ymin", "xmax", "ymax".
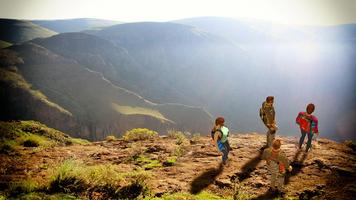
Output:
[
  {"xmin": 296, "ymin": 103, "xmax": 319, "ymax": 152},
  {"xmin": 262, "ymin": 139, "xmax": 292, "ymax": 194},
  {"xmin": 211, "ymin": 117, "xmax": 230, "ymax": 165}
]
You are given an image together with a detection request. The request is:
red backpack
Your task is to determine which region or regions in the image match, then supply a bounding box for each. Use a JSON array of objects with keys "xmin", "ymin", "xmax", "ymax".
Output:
[{"xmin": 296, "ymin": 112, "xmax": 312, "ymax": 133}]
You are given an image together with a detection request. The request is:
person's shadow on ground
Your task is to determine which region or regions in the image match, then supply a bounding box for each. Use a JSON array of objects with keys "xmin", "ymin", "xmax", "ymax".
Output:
[
  {"xmin": 230, "ymin": 147, "xmax": 264, "ymax": 183},
  {"xmin": 250, "ymin": 189, "xmax": 280, "ymax": 200},
  {"xmin": 285, "ymin": 149, "xmax": 308, "ymax": 184},
  {"xmin": 190, "ymin": 163, "xmax": 224, "ymax": 194}
]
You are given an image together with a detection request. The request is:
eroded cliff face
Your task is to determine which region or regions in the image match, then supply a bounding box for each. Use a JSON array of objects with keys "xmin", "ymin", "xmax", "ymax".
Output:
[
  {"xmin": 1, "ymin": 130, "xmax": 355, "ymax": 199},
  {"xmin": 0, "ymin": 70, "xmax": 80, "ymax": 137},
  {"xmin": 1, "ymin": 46, "xmax": 212, "ymax": 141}
]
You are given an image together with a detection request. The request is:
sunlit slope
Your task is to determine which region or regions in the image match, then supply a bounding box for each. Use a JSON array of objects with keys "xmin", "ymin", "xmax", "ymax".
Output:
[
  {"xmin": 0, "ymin": 40, "xmax": 11, "ymax": 49},
  {"xmin": 32, "ymin": 32, "xmax": 146, "ymax": 96},
  {"xmin": 0, "ymin": 19, "xmax": 56, "ymax": 44},
  {"xmin": 0, "ymin": 49, "xmax": 77, "ymax": 135},
  {"xmin": 7, "ymin": 43, "xmax": 212, "ymax": 139},
  {"xmin": 84, "ymin": 22, "xmax": 250, "ymax": 107}
]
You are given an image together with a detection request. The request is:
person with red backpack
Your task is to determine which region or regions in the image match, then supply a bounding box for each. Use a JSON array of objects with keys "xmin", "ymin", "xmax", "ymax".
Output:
[
  {"xmin": 262, "ymin": 139, "xmax": 292, "ymax": 194},
  {"xmin": 211, "ymin": 117, "xmax": 230, "ymax": 165},
  {"xmin": 296, "ymin": 103, "xmax": 319, "ymax": 152}
]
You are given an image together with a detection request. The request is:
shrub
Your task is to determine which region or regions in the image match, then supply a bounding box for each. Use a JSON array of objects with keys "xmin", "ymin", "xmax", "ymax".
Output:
[
  {"xmin": 123, "ymin": 128, "xmax": 158, "ymax": 141},
  {"xmin": 0, "ymin": 140, "xmax": 16, "ymax": 154},
  {"xmin": 147, "ymin": 191, "xmax": 231, "ymax": 200},
  {"xmin": 116, "ymin": 180, "xmax": 150, "ymax": 200},
  {"xmin": 173, "ymin": 145, "xmax": 187, "ymax": 157},
  {"xmin": 48, "ymin": 160, "xmax": 87, "ymax": 193},
  {"xmin": 23, "ymin": 139, "xmax": 40, "ymax": 147},
  {"xmin": 16, "ymin": 192, "xmax": 80, "ymax": 200},
  {"xmin": 105, "ymin": 135, "xmax": 117, "ymax": 142},
  {"xmin": 85, "ymin": 164, "xmax": 123, "ymax": 187},
  {"xmin": 167, "ymin": 130, "xmax": 189, "ymax": 145},
  {"xmin": 9, "ymin": 179, "xmax": 39, "ymax": 196},
  {"xmin": 190, "ymin": 133, "xmax": 201, "ymax": 144},
  {"xmin": 49, "ymin": 159, "xmax": 152, "ymax": 198},
  {"xmin": 117, "ymin": 170, "xmax": 151, "ymax": 199},
  {"xmin": 88, "ymin": 169, "xmax": 151, "ymax": 199},
  {"xmin": 163, "ymin": 157, "xmax": 177, "ymax": 167},
  {"xmin": 20, "ymin": 134, "xmax": 55, "ymax": 148},
  {"xmin": 67, "ymin": 138, "xmax": 90, "ymax": 145},
  {"xmin": 134, "ymin": 155, "xmax": 162, "ymax": 170}
]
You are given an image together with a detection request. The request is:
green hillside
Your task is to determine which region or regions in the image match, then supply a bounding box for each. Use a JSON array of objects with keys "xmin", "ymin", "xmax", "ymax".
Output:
[
  {"xmin": 0, "ymin": 120, "xmax": 88, "ymax": 151},
  {"xmin": 32, "ymin": 32, "xmax": 146, "ymax": 96},
  {"xmin": 0, "ymin": 19, "xmax": 56, "ymax": 44},
  {"xmin": 0, "ymin": 49, "xmax": 79, "ymax": 136},
  {"xmin": 0, "ymin": 40, "xmax": 11, "ymax": 48},
  {"xmin": 5, "ymin": 43, "xmax": 211, "ymax": 140}
]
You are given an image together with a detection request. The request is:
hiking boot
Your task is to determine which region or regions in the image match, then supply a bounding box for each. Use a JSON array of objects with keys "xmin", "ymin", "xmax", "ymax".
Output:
[
  {"xmin": 222, "ymin": 159, "xmax": 228, "ymax": 166},
  {"xmin": 276, "ymin": 189, "xmax": 286, "ymax": 196},
  {"xmin": 268, "ymin": 187, "xmax": 277, "ymax": 193},
  {"xmin": 260, "ymin": 145, "xmax": 268, "ymax": 151}
]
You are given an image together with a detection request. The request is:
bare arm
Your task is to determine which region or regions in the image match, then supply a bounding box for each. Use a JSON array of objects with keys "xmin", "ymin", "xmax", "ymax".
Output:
[{"xmin": 280, "ymin": 152, "xmax": 289, "ymax": 168}]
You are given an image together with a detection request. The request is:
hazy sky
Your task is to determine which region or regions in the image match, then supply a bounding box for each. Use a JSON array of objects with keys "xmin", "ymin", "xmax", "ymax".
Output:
[{"xmin": 0, "ymin": 0, "xmax": 356, "ymax": 25}]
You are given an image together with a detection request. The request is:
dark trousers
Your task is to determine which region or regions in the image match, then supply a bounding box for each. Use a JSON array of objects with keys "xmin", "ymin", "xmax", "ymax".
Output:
[
  {"xmin": 299, "ymin": 130, "xmax": 313, "ymax": 152},
  {"xmin": 221, "ymin": 141, "xmax": 230, "ymax": 164}
]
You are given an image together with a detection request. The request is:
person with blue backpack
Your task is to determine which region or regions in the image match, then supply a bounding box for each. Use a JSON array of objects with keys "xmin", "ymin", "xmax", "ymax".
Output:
[{"xmin": 211, "ymin": 117, "xmax": 230, "ymax": 165}]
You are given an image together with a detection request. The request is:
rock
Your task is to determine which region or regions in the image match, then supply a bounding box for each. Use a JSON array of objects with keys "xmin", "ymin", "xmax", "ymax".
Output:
[
  {"xmin": 316, "ymin": 184, "xmax": 326, "ymax": 190},
  {"xmin": 190, "ymin": 139, "xmax": 197, "ymax": 145},
  {"xmin": 313, "ymin": 158, "xmax": 329, "ymax": 169},
  {"xmin": 344, "ymin": 140, "xmax": 356, "ymax": 152},
  {"xmin": 231, "ymin": 171, "xmax": 252, "ymax": 182},
  {"xmin": 89, "ymin": 153, "xmax": 101, "ymax": 159},
  {"xmin": 214, "ymin": 179, "xmax": 232, "ymax": 189},
  {"xmin": 252, "ymin": 180, "xmax": 266, "ymax": 188},
  {"xmin": 298, "ymin": 189, "xmax": 324, "ymax": 200},
  {"xmin": 154, "ymin": 192, "xmax": 165, "ymax": 197},
  {"xmin": 344, "ymin": 183, "xmax": 356, "ymax": 193},
  {"xmin": 146, "ymin": 145, "xmax": 165, "ymax": 153}
]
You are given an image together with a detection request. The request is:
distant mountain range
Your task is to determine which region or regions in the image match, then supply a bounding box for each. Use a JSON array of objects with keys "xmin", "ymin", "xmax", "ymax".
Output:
[
  {"xmin": 31, "ymin": 18, "xmax": 122, "ymax": 33},
  {"xmin": 0, "ymin": 17, "xmax": 355, "ymax": 141}
]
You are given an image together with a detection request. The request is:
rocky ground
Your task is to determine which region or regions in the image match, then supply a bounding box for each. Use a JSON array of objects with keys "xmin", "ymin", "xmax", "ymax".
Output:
[{"xmin": 1, "ymin": 132, "xmax": 356, "ymax": 199}]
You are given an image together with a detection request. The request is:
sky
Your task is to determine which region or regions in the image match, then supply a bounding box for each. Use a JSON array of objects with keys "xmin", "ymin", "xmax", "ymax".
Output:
[{"xmin": 0, "ymin": 0, "xmax": 356, "ymax": 25}]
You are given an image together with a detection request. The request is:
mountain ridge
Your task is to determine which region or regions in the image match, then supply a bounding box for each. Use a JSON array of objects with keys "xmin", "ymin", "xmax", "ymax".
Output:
[{"xmin": 31, "ymin": 18, "xmax": 122, "ymax": 33}]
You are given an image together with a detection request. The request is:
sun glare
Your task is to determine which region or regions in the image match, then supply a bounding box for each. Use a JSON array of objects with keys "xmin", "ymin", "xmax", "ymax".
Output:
[{"xmin": 0, "ymin": 0, "xmax": 354, "ymax": 26}]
